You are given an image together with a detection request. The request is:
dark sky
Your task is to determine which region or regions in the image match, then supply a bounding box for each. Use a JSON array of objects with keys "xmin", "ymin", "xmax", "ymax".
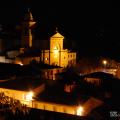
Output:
[{"xmin": 0, "ymin": 0, "xmax": 118, "ymax": 59}]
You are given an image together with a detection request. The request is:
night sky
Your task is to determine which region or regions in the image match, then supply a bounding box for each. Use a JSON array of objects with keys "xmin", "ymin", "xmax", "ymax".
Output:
[{"xmin": 0, "ymin": 0, "xmax": 119, "ymax": 60}]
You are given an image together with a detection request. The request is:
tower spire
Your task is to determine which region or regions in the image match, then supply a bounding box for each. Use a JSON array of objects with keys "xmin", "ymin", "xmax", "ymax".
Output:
[
  {"xmin": 21, "ymin": 9, "xmax": 36, "ymax": 47},
  {"xmin": 24, "ymin": 8, "xmax": 34, "ymax": 21}
]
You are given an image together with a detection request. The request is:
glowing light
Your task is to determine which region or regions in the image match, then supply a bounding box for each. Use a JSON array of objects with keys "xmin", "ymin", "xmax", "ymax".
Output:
[
  {"xmin": 76, "ymin": 106, "xmax": 84, "ymax": 116},
  {"xmin": 26, "ymin": 91, "xmax": 33, "ymax": 101},
  {"xmin": 102, "ymin": 60, "xmax": 107, "ymax": 66},
  {"xmin": 53, "ymin": 46, "xmax": 59, "ymax": 58},
  {"xmin": 16, "ymin": 62, "xmax": 23, "ymax": 66},
  {"xmin": 54, "ymin": 49, "xmax": 59, "ymax": 54},
  {"xmin": 45, "ymin": 57, "xmax": 48, "ymax": 60},
  {"xmin": 20, "ymin": 63, "xmax": 23, "ymax": 66},
  {"xmin": 54, "ymin": 46, "xmax": 59, "ymax": 53}
]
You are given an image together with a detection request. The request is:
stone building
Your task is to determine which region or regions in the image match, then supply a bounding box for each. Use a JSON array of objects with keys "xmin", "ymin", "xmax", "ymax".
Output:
[{"xmin": 15, "ymin": 9, "xmax": 76, "ymax": 68}]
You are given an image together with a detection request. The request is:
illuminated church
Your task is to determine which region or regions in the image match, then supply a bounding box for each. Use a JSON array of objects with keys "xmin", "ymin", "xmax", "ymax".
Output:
[{"xmin": 1, "ymin": 9, "xmax": 76, "ymax": 68}]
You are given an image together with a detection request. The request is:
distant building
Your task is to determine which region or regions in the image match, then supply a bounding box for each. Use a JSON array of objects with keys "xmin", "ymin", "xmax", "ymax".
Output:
[
  {"xmin": 0, "ymin": 76, "xmax": 103, "ymax": 116},
  {"xmin": 0, "ymin": 77, "xmax": 45, "ymax": 106},
  {"xmin": 15, "ymin": 9, "xmax": 76, "ymax": 68},
  {"xmin": 0, "ymin": 9, "xmax": 76, "ymax": 68},
  {"xmin": 21, "ymin": 8, "xmax": 36, "ymax": 48},
  {"xmin": 83, "ymin": 72, "xmax": 114, "ymax": 86}
]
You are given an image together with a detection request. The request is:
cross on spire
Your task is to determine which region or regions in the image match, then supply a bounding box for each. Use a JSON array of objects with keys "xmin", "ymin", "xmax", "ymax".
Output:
[{"xmin": 55, "ymin": 27, "xmax": 58, "ymax": 33}]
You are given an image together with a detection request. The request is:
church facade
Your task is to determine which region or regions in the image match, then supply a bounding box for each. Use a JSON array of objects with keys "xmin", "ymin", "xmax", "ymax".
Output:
[
  {"xmin": 0, "ymin": 9, "xmax": 76, "ymax": 68},
  {"xmin": 40, "ymin": 31, "xmax": 76, "ymax": 67}
]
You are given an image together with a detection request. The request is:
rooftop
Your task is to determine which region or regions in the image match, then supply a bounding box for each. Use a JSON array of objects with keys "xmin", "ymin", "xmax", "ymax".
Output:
[
  {"xmin": 0, "ymin": 63, "xmax": 21, "ymax": 76},
  {"xmin": 33, "ymin": 63, "xmax": 62, "ymax": 69},
  {"xmin": 37, "ymin": 80, "xmax": 89, "ymax": 106},
  {"xmin": 17, "ymin": 48, "xmax": 41, "ymax": 57},
  {"xmin": 83, "ymin": 72, "xmax": 114, "ymax": 79},
  {"xmin": 0, "ymin": 63, "xmax": 62, "ymax": 79},
  {"xmin": 51, "ymin": 32, "xmax": 64, "ymax": 38},
  {"xmin": 0, "ymin": 76, "xmax": 44, "ymax": 91}
]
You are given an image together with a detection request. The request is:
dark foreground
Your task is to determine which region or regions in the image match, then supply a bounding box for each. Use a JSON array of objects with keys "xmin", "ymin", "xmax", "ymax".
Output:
[{"xmin": 0, "ymin": 108, "xmax": 113, "ymax": 120}]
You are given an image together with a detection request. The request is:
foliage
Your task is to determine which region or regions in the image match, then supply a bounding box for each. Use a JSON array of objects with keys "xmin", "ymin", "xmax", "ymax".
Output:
[{"xmin": 0, "ymin": 92, "xmax": 30, "ymax": 115}]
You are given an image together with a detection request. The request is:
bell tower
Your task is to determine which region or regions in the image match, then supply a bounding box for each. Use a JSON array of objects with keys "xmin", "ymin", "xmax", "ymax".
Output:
[
  {"xmin": 21, "ymin": 8, "xmax": 36, "ymax": 47},
  {"xmin": 50, "ymin": 28, "xmax": 64, "ymax": 51},
  {"xmin": 50, "ymin": 28, "xmax": 64, "ymax": 66}
]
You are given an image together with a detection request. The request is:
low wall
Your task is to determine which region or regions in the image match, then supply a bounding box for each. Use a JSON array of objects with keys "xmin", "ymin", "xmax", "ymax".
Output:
[{"xmin": 32, "ymin": 100, "xmax": 77, "ymax": 115}]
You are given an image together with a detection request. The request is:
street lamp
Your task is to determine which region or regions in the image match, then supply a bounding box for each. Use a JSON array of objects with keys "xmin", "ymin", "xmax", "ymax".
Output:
[
  {"xmin": 76, "ymin": 106, "xmax": 84, "ymax": 116},
  {"xmin": 26, "ymin": 91, "xmax": 34, "ymax": 101},
  {"xmin": 102, "ymin": 60, "xmax": 107, "ymax": 66},
  {"xmin": 102, "ymin": 60, "xmax": 107, "ymax": 72}
]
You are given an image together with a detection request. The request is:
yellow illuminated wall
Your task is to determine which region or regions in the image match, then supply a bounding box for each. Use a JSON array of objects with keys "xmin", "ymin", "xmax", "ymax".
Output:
[
  {"xmin": 0, "ymin": 88, "xmax": 32, "ymax": 106},
  {"xmin": 0, "ymin": 87, "xmax": 77, "ymax": 115},
  {"xmin": 49, "ymin": 31, "xmax": 76, "ymax": 67},
  {"xmin": 50, "ymin": 32, "xmax": 64, "ymax": 66}
]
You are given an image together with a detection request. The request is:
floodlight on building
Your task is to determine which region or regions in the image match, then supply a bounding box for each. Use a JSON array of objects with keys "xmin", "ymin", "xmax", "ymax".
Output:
[
  {"xmin": 54, "ymin": 46, "xmax": 59, "ymax": 54},
  {"xmin": 76, "ymin": 106, "xmax": 84, "ymax": 116},
  {"xmin": 53, "ymin": 46, "xmax": 59, "ymax": 58},
  {"xmin": 54, "ymin": 49, "xmax": 59, "ymax": 54},
  {"xmin": 26, "ymin": 91, "xmax": 34, "ymax": 101}
]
